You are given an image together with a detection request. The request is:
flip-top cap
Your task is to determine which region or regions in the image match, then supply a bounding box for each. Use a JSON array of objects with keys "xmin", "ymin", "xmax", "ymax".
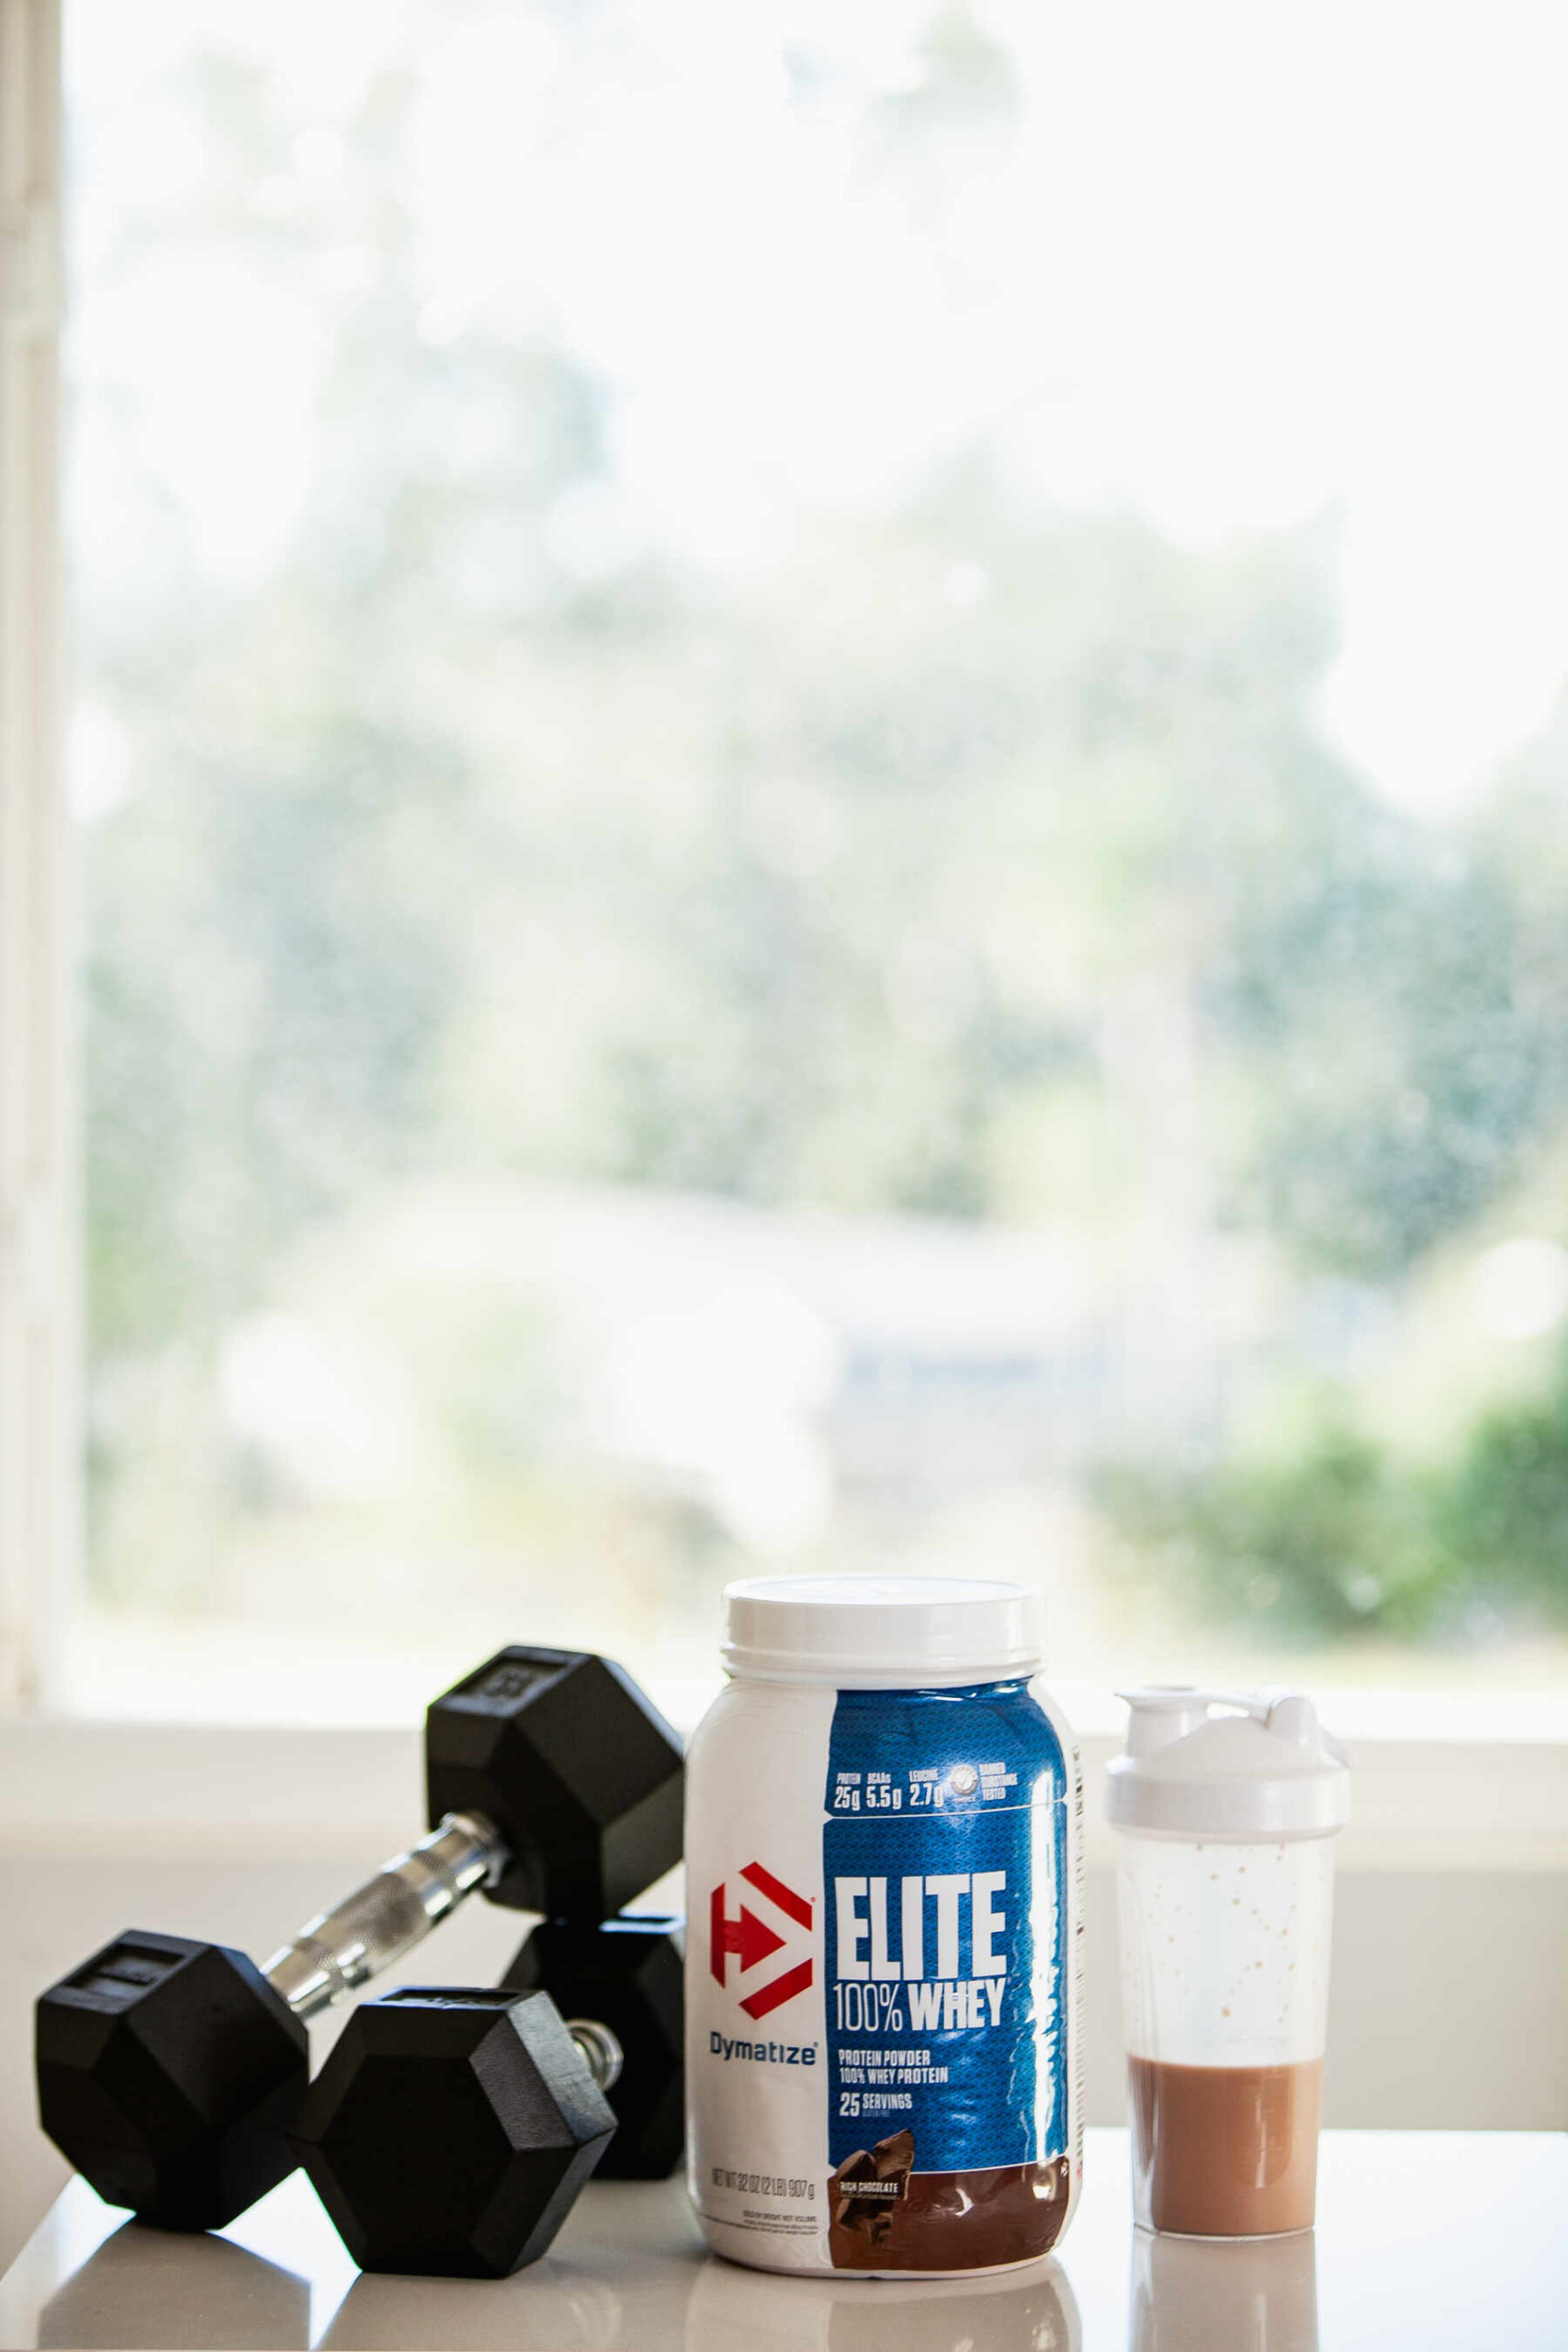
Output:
[{"xmin": 1106, "ymin": 1686, "xmax": 1353, "ymax": 1839}]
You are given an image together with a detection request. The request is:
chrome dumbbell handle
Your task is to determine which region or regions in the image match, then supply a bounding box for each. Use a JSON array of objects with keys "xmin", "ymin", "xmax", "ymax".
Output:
[
  {"xmin": 258, "ymin": 1809, "xmax": 629, "ymax": 2101},
  {"xmin": 565, "ymin": 2015, "xmax": 624, "ymax": 2094},
  {"xmin": 262, "ymin": 1812, "xmax": 507, "ymax": 2021}
]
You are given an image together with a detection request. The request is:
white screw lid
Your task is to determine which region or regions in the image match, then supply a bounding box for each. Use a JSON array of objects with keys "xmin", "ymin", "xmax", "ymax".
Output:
[
  {"xmin": 722, "ymin": 1575, "xmax": 1044, "ymax": 1687},
  {"xmin": 1105, "ymin": 1686, "xmax": 1353, "ymax": 1839}
]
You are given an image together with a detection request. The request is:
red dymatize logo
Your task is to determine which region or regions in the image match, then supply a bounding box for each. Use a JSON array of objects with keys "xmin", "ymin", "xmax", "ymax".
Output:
[{"xmin": 709, "ymin": 1862, "xmax": 815, "ymax": 2020}]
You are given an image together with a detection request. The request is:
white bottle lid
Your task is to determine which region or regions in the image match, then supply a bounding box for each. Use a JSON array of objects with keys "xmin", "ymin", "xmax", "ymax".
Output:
[
  {"xmin": 1105, "ymin": 1686, "xmax": 1353, "ymax": 1839},
  {"xmin": 721, "ymin": 1574, "xmax": 1044, "ymax": 1688}
]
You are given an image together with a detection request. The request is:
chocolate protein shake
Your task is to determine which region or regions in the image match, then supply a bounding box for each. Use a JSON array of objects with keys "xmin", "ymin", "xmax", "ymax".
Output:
[{"xmin": 1128, "ymin": 2055, "xmax": 1321, "ymax": 2236}]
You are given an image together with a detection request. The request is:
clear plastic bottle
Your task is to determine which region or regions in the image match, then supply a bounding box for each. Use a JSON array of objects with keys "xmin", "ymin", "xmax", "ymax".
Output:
[
  {"xmin": 1106, "ymin": 1689, "xmax": 1351, "ymax": 2238},
  {"xmin": 686, "ymin": 1575, "xmax": 1083, "ymax": 2277}
]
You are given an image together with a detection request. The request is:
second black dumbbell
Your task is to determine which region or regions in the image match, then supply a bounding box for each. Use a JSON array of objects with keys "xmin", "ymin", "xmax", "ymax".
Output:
[
  {"xmin": 292, "ymin": 1917, "xmax": 684, "ymax": 2273},
  {"xmin": 502, "ymin": 1914, "xmax": 684, "ymax": 2179}
]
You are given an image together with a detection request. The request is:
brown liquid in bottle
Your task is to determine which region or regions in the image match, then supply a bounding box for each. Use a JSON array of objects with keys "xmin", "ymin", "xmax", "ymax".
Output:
[{"xmin": 1129, "ymin": 2056, "xmax": 1322, "ymax": 2236}]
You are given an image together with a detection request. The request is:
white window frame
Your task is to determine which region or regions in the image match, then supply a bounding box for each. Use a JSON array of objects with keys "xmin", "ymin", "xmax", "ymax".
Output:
[
  {"xmin": 0, "ymin": 0, "xmax": 1564, "ymax": 1894},
  {"xmin": 0, "ymin": 0, "xmax": 71, "ymax": 1716}
]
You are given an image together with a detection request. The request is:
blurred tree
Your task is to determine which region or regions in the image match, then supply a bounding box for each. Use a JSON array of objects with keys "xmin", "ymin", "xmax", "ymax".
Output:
[{"xmin": 76, "ymin": 5, "xmax": 1568, "ymax": 1649}]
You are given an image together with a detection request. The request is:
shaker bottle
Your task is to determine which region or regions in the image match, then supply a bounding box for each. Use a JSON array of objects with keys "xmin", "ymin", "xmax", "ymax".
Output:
[{"xmin": 1106, "ymin": 1689, "xmax": 1351, "ymax": 2238}]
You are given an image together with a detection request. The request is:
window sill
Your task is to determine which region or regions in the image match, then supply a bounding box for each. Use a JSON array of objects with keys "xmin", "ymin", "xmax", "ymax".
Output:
[{"xmin": 3, "ymin": 1705, "xmax": 1565, "ymax": 1874}]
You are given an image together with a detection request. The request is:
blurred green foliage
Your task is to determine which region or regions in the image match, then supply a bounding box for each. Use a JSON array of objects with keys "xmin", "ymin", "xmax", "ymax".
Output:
[
  {"xmin": 1100, "ymin": 1335, "xmax": 1568, "ymax": 1645},
  {"xmin": 76, "ymin": 10, "xmax": 1568, "ymax": 1650}
]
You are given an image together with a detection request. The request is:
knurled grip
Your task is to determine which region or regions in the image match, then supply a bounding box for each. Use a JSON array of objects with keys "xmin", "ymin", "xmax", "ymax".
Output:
[{"xmin": 262, "ymin": 1813, "xmax": 505, "ymax": 2020}]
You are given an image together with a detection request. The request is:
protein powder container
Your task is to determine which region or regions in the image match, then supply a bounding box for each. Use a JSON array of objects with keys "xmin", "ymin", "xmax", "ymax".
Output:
[{"xmin": 685, "ymin": 1574, "xmax": 1083, "ymax": 2276}]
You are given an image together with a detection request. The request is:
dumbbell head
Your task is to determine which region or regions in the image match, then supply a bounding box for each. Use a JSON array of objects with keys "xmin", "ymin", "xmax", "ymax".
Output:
[
  {"xmin": 502, "ymin": 1915, "xmax": 683, "ymax": 2179},
  {"xmin": 291, "ymin": 1987, "xmax": 615, "ymax": 2277},
  {"xmin": 35, "ymin": 1932, "xmax": 307, "ymax": 2231},
  {"xmin": 425, "ymin": 1647, "xmax": 683, "ymax": 1917}
]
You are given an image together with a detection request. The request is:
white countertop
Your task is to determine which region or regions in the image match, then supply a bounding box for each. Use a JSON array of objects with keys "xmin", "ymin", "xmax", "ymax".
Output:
[{"xmin": 2, "ymin": 2129, "xmax": 1564, "ymax": 2350}]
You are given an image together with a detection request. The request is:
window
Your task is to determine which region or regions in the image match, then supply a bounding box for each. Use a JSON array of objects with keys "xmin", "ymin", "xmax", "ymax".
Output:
[{"xmin": 26, "ymin": 0, "xmax": 1568, "ymax": 1729}]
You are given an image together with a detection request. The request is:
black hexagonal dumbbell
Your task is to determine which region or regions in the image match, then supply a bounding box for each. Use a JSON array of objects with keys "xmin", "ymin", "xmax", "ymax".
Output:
[
  {"xmin": 422, "ymin": 1648, "xmax": 683, "ymax": 1922},
  {"xmin": 501, "ymin": 1914, "xmax": 684, "ymax": 2179},
  {"xmin": 36, "ymin": 1648, "xmax": 682, "ymax": 2232},
  {"xmin": 33, "ymin": 1936, "xmax": 308, "ymax": 2237},
  {"xmin": 292, "ymin": 1986, "xmax": 619, "ymax": 2278}
]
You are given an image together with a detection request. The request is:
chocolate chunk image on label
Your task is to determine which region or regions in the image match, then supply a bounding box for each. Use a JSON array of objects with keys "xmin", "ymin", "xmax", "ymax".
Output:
[
  {"xmin": 829, "ymin": 2153, "xmax": 1074, "ymax": 2272},
  {"xmin": 829, "ymin": 2129, "xmax": 915, "ymax": 2244}
]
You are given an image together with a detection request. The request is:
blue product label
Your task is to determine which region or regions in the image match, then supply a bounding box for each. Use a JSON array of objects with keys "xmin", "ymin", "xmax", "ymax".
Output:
[{"xmin": 823, "ymin": 1682, "xmax": 1067, "ymax": 2177}]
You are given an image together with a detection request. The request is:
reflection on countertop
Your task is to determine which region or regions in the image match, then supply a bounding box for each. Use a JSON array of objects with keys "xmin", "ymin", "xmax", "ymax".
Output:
[
  {"xmin": 687, "ymin": 2254, "xmax": 1078, "ymax": 2352},
  {"xmin": 37, "ymin": 2222, "xmax": 310, "ymax": 2352},
  {"xmin": 1130, "ymin": 2226, "xmax": 1316, "ymax": 2352},
  {"xmin": 316, "ymin": 2263, "xmax": 687, "ymax": 2351},
  {"xmin": 7, "ymin": 2131, "xmax": 1568, "ymax": 2352},
  {"xmin": 318, "ymin": 2247, "xmax": 1079, "ymax": 2352},
  {"xmin": 13, "ymin": 2165, "xmax": 1081, "ymax": 2352}
]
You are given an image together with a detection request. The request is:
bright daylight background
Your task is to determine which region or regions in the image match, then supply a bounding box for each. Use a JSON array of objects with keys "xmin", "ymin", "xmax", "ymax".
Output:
[{"xmin": 63, "ymin": 0, "xmax": 1568, "ymax": 1725}]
